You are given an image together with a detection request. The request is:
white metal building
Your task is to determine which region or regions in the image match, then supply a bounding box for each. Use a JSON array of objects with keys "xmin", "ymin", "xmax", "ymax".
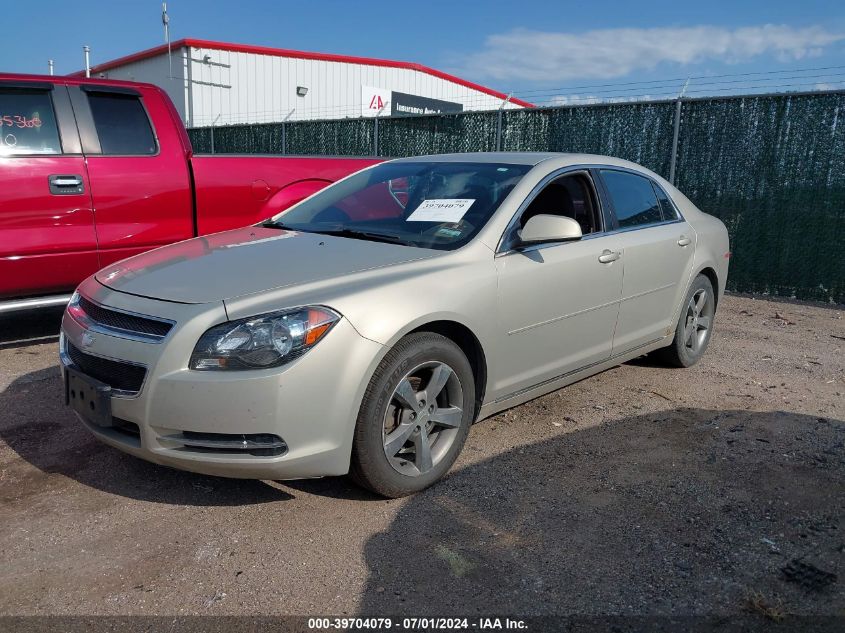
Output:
[{"xmin": 73, "ymin": 39, "xmax": 532, "ymax": 126}]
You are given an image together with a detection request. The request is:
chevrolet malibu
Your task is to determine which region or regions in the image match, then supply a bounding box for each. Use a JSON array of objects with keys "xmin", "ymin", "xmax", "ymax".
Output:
[{"xmin": 60, "ymin": 153, "xmax": 730, "ymax": 497}]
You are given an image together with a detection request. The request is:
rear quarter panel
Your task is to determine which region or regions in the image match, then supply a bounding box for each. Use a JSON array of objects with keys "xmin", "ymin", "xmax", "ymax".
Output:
[
  {"xmin": 191, "ymin": 156, "xmax": 381, "ymax": 235},
  {"xmin": 668, "ymin": 187, "xmax": 731, "ymax": 304}
]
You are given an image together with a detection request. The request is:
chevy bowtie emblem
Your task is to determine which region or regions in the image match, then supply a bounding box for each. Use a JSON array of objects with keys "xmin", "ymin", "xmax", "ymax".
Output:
[{"xmin": 80, "ymin": 332, "xmax": 95, "ymax": 350}]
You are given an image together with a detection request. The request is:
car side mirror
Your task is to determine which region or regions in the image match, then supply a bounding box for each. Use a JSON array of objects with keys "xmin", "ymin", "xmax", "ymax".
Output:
[{"xmin": 517, "ymin": 214, "xmax": 583, "ymax": 247}]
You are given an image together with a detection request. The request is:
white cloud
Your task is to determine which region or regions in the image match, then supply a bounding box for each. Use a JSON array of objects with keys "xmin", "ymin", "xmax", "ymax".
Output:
[
  {"xmin": 459, "ymin": 24, "xmax": 845, "ymax": 83},
  {"xmin": 546, "ymin": 94, "xmax": 600, "ymax": 106}
]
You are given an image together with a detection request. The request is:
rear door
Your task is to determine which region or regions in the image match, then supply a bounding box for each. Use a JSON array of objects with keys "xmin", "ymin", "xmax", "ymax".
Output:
[
  {"xmin": 597, "ymin": 168, "xmax": 696, "ymax": 354},
  {"xmin": 69, "ymin": 84, "xmax": 193, "ymax": 269},
  {"xmin": 0, "ymin": 81, "xmax": 97, "ymax": 299}
]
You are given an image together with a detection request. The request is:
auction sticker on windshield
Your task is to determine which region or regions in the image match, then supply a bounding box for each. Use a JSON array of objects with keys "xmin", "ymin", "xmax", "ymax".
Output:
[{"xmin": 406, "ymin": 198, "xmax": 475, "ymax": 223}]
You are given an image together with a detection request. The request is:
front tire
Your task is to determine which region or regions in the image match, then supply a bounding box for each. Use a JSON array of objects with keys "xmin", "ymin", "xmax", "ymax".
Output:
[
  {"xmin": 657, "ymin": 274, "xmax": 716, "ymax": 368},
  {"xmin": 350, "ymin": 332, "xmax": 475, "ymax": 498}
]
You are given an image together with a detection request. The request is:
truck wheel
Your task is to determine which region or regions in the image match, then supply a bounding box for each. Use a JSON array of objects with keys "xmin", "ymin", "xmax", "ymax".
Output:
[
  {"xmin": 657, "ymin": 274, "xmax": 716, "ymax": 368},
  {"xmin": 350, "ymin": 332, "xmax": 474, "ymax": 498}
]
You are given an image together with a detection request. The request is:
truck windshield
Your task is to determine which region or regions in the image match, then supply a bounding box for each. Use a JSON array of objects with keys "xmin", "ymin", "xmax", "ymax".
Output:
[{"xmin": 264, "ymin": 161, "xmax": 531, "ymax": 250}]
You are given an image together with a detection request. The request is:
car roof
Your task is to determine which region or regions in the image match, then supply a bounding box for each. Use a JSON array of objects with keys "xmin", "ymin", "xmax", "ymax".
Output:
[
  {"xmin": 387, "ymin": 152, "xmax": 638, "ymax": 167},
  {"xmin": 386, "ymin": 151, "xmax": 673, "ymax": 186},
  {"xmin": 389, "ymin": 152, "xmax": 560, "ymax": 165}
]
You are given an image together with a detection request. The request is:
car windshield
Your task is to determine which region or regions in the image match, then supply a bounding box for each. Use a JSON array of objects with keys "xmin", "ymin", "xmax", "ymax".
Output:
[{"xmin": 264, "ymin": 161, "xmax": 532, "ymax": 250}]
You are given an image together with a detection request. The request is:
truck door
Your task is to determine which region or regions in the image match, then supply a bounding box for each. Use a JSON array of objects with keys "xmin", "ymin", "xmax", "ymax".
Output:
[
  {"xmin": 68, "ymin": 84, "xmax": 193, "ymax": 269},
  {"xmin": 0, "ymin": 81, "xmax": 97, "ymax": 300}
]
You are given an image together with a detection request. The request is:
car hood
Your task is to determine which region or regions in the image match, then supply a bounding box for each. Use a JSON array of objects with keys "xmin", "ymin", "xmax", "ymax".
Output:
[{"xmin": 95, "ymin": 227, "xmax": 441, "ymax": 304}]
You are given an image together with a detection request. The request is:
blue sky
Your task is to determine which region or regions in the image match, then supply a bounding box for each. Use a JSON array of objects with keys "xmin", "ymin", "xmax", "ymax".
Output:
[{"xmin": 6, "ymin": 0, "xmax": 845, "ymax": 104}]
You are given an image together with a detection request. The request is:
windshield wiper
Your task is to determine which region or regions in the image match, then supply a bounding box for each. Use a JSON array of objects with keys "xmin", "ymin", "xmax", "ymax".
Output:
[
  {"xmin": 307, "ymin": 228, "xmax": 407, "ymax": 245},
  {"xmin": 260, "ymin": 220, "xmax": 296, "ymax": 230},
  {"xmin": 261, "ymin": 222, "xmax": 407, "ymax": 245}
]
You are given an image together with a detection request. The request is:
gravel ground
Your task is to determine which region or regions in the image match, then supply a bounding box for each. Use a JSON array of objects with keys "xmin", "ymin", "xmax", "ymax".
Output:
[{"xmin": 0, "ymin": 295, "xmax": 842, "ymax": 621}]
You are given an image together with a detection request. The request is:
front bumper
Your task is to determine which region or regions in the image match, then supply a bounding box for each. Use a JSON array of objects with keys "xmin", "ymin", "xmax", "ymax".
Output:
[{"xmin": 60, "ymin": 277, "xmax": 384, "ymax": 480}]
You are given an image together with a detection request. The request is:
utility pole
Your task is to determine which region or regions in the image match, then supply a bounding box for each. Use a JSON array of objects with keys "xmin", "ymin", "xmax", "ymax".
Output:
[
  {"xmin": 162, "ymin": 2, "xmax": 172, "ymax": 79},
  {"xmin": 48, "ymin": 60, "xmax": 54, "ymax": 75},
  {"xmin": 83, "ymin": 46, "xmax": 91, "ymax": 77}
]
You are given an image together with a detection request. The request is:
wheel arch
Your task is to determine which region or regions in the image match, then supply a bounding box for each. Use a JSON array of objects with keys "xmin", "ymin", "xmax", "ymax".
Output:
[
  {"xmin": 665, "ymin": 262, "xmax": 722, "ymax": 346},
  {"xmin": 406, "ymin": 320, "xmax": 488, "ymax": 422},
  {"xmin": 259, "ymin": 178, "xmax": 333, "ymax": 217},
  {"xmin": 697, "ymin": 266, "xmax": 720, "ymax": 310}
]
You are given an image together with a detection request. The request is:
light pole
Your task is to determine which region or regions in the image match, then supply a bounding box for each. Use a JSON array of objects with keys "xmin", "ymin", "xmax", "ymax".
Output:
[{"xmin": 162, "ymin": 2, "xmax": 172, "ymax": 79}]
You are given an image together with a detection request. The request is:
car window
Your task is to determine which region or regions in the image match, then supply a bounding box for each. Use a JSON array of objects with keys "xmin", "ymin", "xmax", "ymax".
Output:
[
  {"xmin": 600, "ymin": 170, "xmax": 663, "ymax": 229},
  {"xmin": 268, "ymin": 161, "xmax": 531, "ymax": 250},
  {"xmin": 520, "ymin": 173, "xmax": 601, "ymax": 234},
  {"xmin": 652, "ymin": 183, "xmax": 680, "ymax": 221},
  {"xmin": 87, "ymin": 92, "xmax": 156, "ymax": 155},
  {"xmin": 0, "ymin": 88, "xmax": 62, "ymax": 155}
]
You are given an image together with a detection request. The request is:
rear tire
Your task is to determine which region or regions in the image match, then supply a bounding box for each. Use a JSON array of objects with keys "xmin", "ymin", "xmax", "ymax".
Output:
[
  {"xmin": 349, "ymin": 332, "xmax": 474, "ymax": 498},
  {"xmin": 657, "ymin": 274, "xmax": 716, "ymax": 368}
]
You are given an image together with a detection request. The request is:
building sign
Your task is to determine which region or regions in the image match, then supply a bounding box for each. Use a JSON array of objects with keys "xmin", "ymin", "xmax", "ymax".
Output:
[
  {"xmin": 391, "ymin": 91, "xmax": 463, "ymax": 117},
  {"xmin": 362, "ymin": 86, "xmax": 391, "ymax": 117},
  {"xmin": 362, "ymin": 86, "xmax": 463, "ymax": 117}
]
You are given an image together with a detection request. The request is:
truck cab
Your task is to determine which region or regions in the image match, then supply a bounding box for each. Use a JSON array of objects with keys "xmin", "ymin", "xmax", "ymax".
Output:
[{"xmin": 0, "ymin": 73, "xmax": 379, "ymax": 311}]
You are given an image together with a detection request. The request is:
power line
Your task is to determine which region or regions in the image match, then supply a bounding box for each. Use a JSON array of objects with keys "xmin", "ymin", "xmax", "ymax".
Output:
[{"xmin": 507, "ymin": 73, "xmax": 845, "ymax": 104}]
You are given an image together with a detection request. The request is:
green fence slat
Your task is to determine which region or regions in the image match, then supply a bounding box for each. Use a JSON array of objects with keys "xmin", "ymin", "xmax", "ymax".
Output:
[
  {"xmin": 377, "ymin": 111, "xmax": 499, "ymax": 157},
  {"xmin": 285, "ymin": 119, "xmax": 375, "ymax": 156},
  {"xmin": 675, "ymin": 93, "xmax": 845, "ymax": 303},
  {"xmin": 501, "ymin": 101, "xmax": 676, "ymax": 176}
]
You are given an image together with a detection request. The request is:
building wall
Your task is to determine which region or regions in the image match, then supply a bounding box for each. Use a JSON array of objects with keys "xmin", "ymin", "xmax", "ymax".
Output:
[
  {"xmin": 96, "ymin": 44, "xmax": 519, "ymax": 126},
  {"xmin": 95, "ymin": 51, "xmax": 188, "ymax": 121}
]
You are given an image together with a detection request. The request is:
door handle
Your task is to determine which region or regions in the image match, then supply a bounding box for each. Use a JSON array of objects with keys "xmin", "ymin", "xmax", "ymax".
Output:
[
  {"xmin": 598, "ymin": 249, "xmax": 621, "ymax": 264},
  {"xmin": 49, "ymin": 174, "xmax": 84, "ymax": 195},
  {"xmin": 677, "ymin": 235, "xmax": 692, "ymax": 247}
]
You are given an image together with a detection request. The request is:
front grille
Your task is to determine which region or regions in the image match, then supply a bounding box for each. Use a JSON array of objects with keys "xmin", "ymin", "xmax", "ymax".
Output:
[
  {"xmin": 78, "ymin": 296, "xmax": 173, "ymax": 338},
  {"xmin": 66, "ymin": 341, "xmax": 147, "ymax": 393}
]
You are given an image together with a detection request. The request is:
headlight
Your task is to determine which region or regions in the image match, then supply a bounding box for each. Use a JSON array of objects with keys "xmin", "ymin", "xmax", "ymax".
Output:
[{"xmin": 189, "ymin": 306, "xmax": 340, "ymax": 371}]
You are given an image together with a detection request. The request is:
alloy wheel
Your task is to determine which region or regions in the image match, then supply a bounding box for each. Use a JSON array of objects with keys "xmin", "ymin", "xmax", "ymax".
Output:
[
  {"xmin": 683, "ymin": 288, "xmax": 712, "ymax": 354},
  {"xmin": 382, "ymin": 361, "xmax": 464, "ymax": 476}
]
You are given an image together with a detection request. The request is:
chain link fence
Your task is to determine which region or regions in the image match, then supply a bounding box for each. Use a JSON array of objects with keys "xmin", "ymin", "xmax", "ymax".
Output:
[{"xmin": 187, "ymin": 90, "xmax": 845, "ymax": 303}]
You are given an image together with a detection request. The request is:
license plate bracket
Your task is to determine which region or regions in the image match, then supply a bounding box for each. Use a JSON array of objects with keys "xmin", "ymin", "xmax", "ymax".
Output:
[{"xmin": 64, "ymin": 366, "xmax": 114, "ymax": 427}]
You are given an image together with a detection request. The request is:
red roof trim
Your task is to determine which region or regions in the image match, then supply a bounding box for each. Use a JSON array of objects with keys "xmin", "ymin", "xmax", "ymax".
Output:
[{"xmin": 70, "ymin": 38, "xmax": 534, "ymax": 108}]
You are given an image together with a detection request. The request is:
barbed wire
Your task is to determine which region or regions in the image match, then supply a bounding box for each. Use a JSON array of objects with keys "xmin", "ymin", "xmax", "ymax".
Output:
[{"xmin": 503, "ymin": 63, "xmax": 845, "ymax": 95}]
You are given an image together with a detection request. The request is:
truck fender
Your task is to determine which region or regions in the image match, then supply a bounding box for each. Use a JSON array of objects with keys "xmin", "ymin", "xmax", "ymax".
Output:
[{"xmin": 260, "ymin": 179, "xmax": 333, "ymax": 217}]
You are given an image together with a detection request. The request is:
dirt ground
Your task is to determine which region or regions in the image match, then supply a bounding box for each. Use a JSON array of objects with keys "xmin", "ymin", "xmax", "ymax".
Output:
[{"xmin": 0, "ymin": 294, "xmax": 842, "ymax": 621}]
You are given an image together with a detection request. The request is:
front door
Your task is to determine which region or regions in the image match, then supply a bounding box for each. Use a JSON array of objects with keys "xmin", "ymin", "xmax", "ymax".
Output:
[
  {"xmin": 0, "ymin": 82, "xmax": 97, "ymax": 299},
  {"xmin": 492, "ymin": 172, "xmax": 623, "ymax": 399}
]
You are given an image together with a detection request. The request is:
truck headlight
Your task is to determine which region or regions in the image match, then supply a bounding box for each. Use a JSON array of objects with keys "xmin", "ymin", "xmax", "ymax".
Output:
[{"xmin": 189, "ymin": 306, "xmax": 340, "ymax": 370}]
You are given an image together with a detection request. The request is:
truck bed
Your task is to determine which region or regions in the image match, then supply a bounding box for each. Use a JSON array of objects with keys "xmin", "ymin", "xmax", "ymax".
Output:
[{"xmin": 190, "ymin": 155, "xmax": 380, "ymax": 235}]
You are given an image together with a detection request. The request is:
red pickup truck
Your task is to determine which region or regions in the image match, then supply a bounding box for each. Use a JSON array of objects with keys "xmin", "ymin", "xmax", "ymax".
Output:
[{"xmin": 0, "ymin": 73, "xmax": 379, "ymax": 313}]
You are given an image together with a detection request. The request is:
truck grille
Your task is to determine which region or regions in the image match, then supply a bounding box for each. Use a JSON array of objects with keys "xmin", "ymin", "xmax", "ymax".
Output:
[
  {"xmin": 66, "ymin": 341, "xmax": 147, "ymax": 394},
  {"xmin": 78, "ymin": 296, "xmax": 173, "ymax": 340}
]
